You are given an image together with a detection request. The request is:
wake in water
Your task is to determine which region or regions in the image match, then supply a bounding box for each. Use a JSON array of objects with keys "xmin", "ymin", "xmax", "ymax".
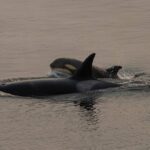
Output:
[{"xmin": 118, "ymin": 69, "xmax": 146, "ymax": 80}]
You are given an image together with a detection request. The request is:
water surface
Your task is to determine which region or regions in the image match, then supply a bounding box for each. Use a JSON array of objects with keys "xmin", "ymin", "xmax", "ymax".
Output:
[{"xmin": 0, "ymin": 0, "xmax": 150, "ymax": 150}]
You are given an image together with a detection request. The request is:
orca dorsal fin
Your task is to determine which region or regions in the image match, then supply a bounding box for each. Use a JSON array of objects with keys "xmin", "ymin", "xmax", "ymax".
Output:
[{"xmin": 72, "ymin": 53, "xmax": 95, "ymax": 80}]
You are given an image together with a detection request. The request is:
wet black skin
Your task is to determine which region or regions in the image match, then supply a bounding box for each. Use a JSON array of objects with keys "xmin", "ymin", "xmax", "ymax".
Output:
[
  {"xmin": 0, "ymin": 78, "xmax": 119, "ymax": 97},
  {"xmin": 50, "ymin": 58, "xmax": 122, "ymax": 78},
  {"xmin": 0, "ymin": 79, "xmax": 78, "ymax": 96},
  {"xmin": 0, "ymin": 53, "xmax": 120, "ymax": 97}
]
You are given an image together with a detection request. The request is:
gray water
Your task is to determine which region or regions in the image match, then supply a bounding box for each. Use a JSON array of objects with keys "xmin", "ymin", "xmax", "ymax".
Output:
[{"xmin": 0, "ymin": 0, "xmax": 150, "ymax": 150}]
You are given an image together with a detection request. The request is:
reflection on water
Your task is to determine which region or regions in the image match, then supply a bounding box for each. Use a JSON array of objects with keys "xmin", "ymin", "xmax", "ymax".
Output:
[{"xmin": 0, "ymin": 88, "xmax": 150, "ymax": 150}]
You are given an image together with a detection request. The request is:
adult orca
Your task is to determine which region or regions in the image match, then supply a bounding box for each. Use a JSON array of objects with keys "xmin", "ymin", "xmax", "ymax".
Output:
[
  {"xmin": 0, "ymin": 53, "xmax": 120, "ymax": 97},
  {"xmin": 50, "ymin": 57, "xmax": 122, "ymax": 79}
]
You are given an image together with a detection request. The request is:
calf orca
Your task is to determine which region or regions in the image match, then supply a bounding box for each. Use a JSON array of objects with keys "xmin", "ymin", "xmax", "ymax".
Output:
[
  {"xmin": 0, "ymin": 53, "xmax": 120, "ymax": 97},
  {"xmin": 50, "ymin": 57, "xmax": 122, "ymax": 79}
]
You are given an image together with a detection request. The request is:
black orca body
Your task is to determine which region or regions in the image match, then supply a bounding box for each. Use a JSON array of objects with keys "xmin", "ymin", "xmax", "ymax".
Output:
[
  {"xmin": 50, "ymin": 57, "xmax": 122, "ymax": 79},
  {"xmin": 0, "ymin": 53, "xmax": 120, "ymax": 97}
]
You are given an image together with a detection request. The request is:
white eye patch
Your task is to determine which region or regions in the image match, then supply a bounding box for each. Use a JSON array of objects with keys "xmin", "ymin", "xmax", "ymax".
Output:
[{"xmin": 65, "ymin": 64, "xmax": 77, "ymax": 71}]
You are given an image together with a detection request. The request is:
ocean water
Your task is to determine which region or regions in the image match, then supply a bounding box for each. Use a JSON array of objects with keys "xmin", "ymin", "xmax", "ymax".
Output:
[{"xmin": 0, "ymin": 0, "xmax": 150, "ymax": 150}]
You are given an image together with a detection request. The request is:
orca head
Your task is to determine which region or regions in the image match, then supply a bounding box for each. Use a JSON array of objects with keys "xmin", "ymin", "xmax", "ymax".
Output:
[
  {"xmin": 50, "ymin": 58, "xmax": 82, "ymax": 74},
  {"xmin": 72, "ymin": 53, "xmax": 96, "ymax": 80},
  {"xmin": 50, "ymin": 58, "xmax": 69, "ymax": 70},
  {"xmin": 106, "ymin": 65, "xmax": 122, "ymax": 78}
]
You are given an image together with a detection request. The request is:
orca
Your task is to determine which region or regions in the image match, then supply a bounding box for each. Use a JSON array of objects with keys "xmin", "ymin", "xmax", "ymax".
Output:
[
  {"xmin": 0, "ymin": 53, "xmax": 120, "ymax": 97},
  {"xmin": 50, "ymin": 57, "xmax": 122, "ymax": 79}
]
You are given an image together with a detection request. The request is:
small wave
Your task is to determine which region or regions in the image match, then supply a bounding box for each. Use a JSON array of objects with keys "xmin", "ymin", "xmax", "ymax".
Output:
[
  {"xmin": 0, "ymin": 76, "xmax": 46, "ymax": 84},
  {"xmin": 118, "ymin": 70, "xmax": 146, "ymax": 80},
  {"xmin": 0, "ymin": 91, "xmax": 16, "ymax": 98}
]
